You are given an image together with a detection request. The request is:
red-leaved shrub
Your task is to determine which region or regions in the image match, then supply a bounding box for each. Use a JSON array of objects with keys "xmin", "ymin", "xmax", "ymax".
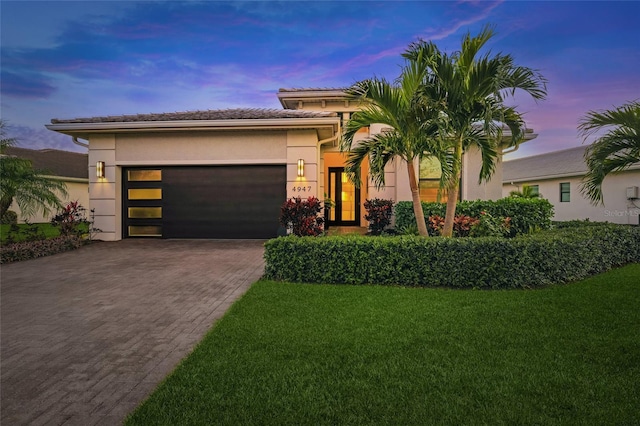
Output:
[{"xmin": 279, "ymin": 196, "xmax": 324, "ymax": 236}]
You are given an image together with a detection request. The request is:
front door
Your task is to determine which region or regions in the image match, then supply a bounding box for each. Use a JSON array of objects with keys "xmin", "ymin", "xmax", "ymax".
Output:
[{"xmin": 328, "ymin": 167, "xmax": 360, "ymax": 226}]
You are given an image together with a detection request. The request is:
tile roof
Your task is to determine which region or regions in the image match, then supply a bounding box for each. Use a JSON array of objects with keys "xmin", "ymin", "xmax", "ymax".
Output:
[
  {"xmin": 2, "ymin": 147, "xmax": 88, "ymax": 180},
  {"xmin": 51, "ymin": 108, "xmax": 337, "ymax": 124},
  {"xmin": 503, "ymin": 145, "xmax": 640, "ymax": 182},
  {"xmin": 503, "ymin": 146, "xmax": 588, "ymax": 182}
]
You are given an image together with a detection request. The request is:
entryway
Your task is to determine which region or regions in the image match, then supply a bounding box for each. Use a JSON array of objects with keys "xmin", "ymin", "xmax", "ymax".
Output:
[{"xmin": 327, "ymin": 167, "xmax": 361, "ymax": 226}]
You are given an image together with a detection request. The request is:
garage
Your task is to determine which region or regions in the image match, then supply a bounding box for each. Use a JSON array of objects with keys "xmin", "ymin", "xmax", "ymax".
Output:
[{"xmin": 124, "ymin": 165, "xmax": 286, "ymax": 239}]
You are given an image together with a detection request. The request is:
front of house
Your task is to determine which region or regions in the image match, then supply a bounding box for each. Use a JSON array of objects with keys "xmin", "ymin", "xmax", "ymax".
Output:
[{"xmin": 46, "ymin": 88, "xmax": 536, "ymax": 240}]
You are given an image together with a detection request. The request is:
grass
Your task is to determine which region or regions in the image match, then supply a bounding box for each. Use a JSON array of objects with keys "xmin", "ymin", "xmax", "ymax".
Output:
[
  {"xmin": 0, "ymin": 222, "xmax": 60, "ymax": 243},
  {"xmin": 126, "ymin": 264, "xmax": 640, "ymax": 425}
]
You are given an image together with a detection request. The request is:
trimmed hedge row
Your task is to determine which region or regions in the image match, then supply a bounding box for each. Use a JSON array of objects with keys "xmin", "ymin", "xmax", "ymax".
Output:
[
  {"xmin": 0, "ymin": 235, "xmax": 85, "ymax": 264},
  {"xmin": 395, "ymin": 198, "xmax": 554, "ymax": 236},
  {"xmin": 264, "ymin": 224, "xmax": 640, "ymax": 289}
]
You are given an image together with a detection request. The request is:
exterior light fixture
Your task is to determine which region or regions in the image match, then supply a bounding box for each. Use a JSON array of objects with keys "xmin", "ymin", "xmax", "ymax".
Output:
[
  {"xmin": 96, "ymin": 161, "xmax": 105, "ymax": 178},
  {"xmin": 297, "ymin": 159, "xmax": 305, "ymax": 177}
]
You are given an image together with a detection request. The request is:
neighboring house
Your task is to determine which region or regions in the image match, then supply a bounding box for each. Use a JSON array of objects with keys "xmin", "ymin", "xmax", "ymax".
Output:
[
  {"xmin": 46, "ymin": 88, "xmax": 537, "ymax": 240},
  {"xmin": 2, "ymin": 147, "xmax": 89, "ymax": 223},
  {"xmin": 502, "ymin": 146, "xmax": 640, "ymax": 225}
]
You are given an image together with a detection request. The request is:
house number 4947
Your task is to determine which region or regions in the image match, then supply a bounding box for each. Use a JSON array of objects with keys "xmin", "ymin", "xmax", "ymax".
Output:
[{"xmin": 292, "ymin": 186, "xmax": 312, "ymax": 192}]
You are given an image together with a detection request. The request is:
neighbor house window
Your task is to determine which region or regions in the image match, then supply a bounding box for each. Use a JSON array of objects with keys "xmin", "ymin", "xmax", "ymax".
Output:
[
  {"xmin": 419, "ymin": 156, "xmax": 445, "ymax": 202},
  {"xmin": 529, "ymin": 185, "xmax": 539, "ymax": 196},
  {"xmin": 560, "ymin": 182, "xmax": 570, "ymax": 202}
]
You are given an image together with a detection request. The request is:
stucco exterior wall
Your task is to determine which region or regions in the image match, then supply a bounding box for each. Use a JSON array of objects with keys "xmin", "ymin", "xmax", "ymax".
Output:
[
  {"xmin": 115, "ymin": 131, "xmax": 287, "ymax": 164},
  {"xmin": 286, "ymin": 129, "xmax": 319, "ymax": 200},
  {"xmin": 462, "ymin": 146, "xmax": 503, "ymax": 200},
  {"xmin": 502, "ymin": 170, "xmax": 640, "ymax": 225}
]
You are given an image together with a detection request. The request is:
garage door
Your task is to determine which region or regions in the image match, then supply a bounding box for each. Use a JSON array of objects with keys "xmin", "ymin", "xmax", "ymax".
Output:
[{"xmin": 123, "ymin": 166, "xmax": 286, "ymax": 239}]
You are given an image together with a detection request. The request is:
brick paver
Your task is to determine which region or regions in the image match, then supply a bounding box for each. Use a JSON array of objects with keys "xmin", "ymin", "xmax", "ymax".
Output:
[{"xmin": 1, "ymin": 239, "xmax": 266, "ymax": 425}]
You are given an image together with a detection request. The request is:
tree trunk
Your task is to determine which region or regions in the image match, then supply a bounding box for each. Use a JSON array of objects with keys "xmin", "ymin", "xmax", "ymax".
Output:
[
  {"xmin": 442, "ymin": 139, "xmax": 463, "ymax": 237},
  {"xmin": 407, "ymin": 159, "xmax": 429, "ymax": 237}
]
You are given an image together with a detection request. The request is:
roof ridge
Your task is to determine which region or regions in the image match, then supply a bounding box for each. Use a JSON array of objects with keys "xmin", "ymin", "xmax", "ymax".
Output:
[{"xmin": 278, "ymin": 87, "xmax": 347, "ymax": 92}]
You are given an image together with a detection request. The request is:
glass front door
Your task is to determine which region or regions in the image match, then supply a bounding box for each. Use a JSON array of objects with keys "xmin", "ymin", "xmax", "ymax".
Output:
[{"xmin": 328, "ymin": 167, "xmax": 360, "ymax": 226}]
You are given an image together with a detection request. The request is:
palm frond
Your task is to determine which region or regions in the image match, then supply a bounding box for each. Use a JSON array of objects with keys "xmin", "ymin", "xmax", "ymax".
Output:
[
  {"xmin": 579, "ymin": 101, "xmax": 640, "ymax": 204},
  {"xmin": 458, "ymin": 24, "xmax": 495, "ymax": 72}
]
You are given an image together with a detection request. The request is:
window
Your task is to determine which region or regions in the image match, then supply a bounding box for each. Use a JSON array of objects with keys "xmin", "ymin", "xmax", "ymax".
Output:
[
  {"xmin": 419, "ymin": 156, "xmax": 445, "ymax": 202},
  {"xmin": 528, "ymin": 185, "xmax": 539, "ymax": 196},
  {"xmin": 560, "ymin": 182, "xmax": 570, "ymax": 202}
]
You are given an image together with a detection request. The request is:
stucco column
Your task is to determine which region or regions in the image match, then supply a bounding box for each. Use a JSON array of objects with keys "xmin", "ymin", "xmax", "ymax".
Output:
[{"xmin": 88, "ymin": 134, "xmax": 118, "ymax": 241}]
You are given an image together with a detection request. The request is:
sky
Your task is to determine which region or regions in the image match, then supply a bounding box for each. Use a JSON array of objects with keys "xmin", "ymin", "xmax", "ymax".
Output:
[{"xmin": 1, "ymin": 0, "xmax": 639, "ymax": 160}]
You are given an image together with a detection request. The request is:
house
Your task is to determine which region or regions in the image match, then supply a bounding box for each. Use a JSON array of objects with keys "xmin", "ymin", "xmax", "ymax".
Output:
[
  {"xmin": 502, "ymin": 146, "xmax": 640, "ymax": 225},
  {"xmin": 2, "ymin": 147, "xmax": 89, "ymax": 224},
  {"xmin": 46, "ymin": 88, "xmax": 537, "ymax": 240}
]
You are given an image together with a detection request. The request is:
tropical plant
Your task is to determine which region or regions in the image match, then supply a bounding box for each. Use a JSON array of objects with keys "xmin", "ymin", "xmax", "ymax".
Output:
[
  {"xmin": 509, "ymin": 184, "xmax": 541, "ymax": 199},
  {"xmin": 579, "ymin": 100, "xmax": 640, "ymax": 204},
  {"xmin": 279, "ymin": 196, "xmax": 324, "ymax": 236},
  {"xmin": 0, "ymin": 121, "xmax": 68, "ymax": 219},
  {"xmin": 363, "ymin": 198, "xmax": 394, "ymax": 235},
  {"xmin": 403, "ymin": 25, "xmax": 547, "ymax": 237},
  {"xmin": 341, "ymin": 49, "xmax": 452, "ymax": 236}
]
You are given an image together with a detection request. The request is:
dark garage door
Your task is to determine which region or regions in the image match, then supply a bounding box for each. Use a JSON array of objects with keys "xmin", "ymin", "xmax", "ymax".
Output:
[{"xmin": 123, "ymin": 165, "xmax": 286, "ymax": 239}]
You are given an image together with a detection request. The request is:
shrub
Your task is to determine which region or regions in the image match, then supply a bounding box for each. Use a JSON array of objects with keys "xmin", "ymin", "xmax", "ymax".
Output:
[
  {"xmin": 428, "ymin": 214, "xmax": 479, "ymax": 237},
  {"xmin": 1, "ymin": 210, "xmax": 17, "ymax": 225},
  {"xmin": 364, "ymin": 198, "xmax": 394, "ymax": 235},
  {"xmin": 279, "ymin": 196, "xmax": 324, "ymax": 236},
  {"xmin": 264, "ymin": 223, "xmax": 640, "ymax": 289},
  {"xmin": 395, "ymin": 198, "xmax": 553, "ymax": 237},
  {"xmin": 0, "ymin": 235, "xmax": 84, "ymax": 264},
  {"xmin": 469, "ymin": 211, "xmax": 512, "ymax": 238},
  {"xmin": 552, "ymin": 219, "xmax": 609, "ymax": 228}
]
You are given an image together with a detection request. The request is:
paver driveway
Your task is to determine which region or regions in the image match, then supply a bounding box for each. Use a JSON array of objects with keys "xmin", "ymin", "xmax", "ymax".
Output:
[{"xmin": 1, "ymin": 239, "xmax": 266, "ymax": 425}]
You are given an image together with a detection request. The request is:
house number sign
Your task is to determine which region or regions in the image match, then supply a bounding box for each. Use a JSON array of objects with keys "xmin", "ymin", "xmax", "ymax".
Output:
[{"xmin": 291, "ymin": 186, "xmax": 312, "ymax": 192}]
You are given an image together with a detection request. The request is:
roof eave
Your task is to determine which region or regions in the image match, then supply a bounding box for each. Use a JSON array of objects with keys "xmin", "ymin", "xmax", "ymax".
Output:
[
  {"xmin": 46, "ymin": 117, "xmax": 340, "ymax": 136},
  {"xmin": 277, "ymin": 90, "xmax": 351, "ymax": 109}
]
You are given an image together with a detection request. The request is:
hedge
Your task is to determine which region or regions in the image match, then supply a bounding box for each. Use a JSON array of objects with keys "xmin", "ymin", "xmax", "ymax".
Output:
[
  {"xmin": 395, "ymin": 198, "xmax": 554, "ymax": 236},
  {"xmin": 264, "ymin": 224, "xmax": 640, "ymax": 289},
  {"xmin": 1, "ymin": 235, "xmax": 85, "ymax": 264}
]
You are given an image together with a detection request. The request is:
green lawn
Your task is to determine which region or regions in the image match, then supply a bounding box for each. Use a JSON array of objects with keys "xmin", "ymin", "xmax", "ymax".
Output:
[
  {"xmin": 0, "ymin": 223, "xmax": 60, "ymax": 243},
  {"xmin": 126, "ymin": 264, "xmax": 640, "ymax": 425}
]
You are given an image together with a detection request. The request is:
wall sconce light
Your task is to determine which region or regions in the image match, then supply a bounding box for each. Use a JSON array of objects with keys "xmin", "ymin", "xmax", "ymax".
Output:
[
  {"xmin": 96, "ymin": 161, "xmax": 105, "ymax": 178},
  {"xmin": 297, "ymin": 159, "xmax": 305, "ymax": 177}
]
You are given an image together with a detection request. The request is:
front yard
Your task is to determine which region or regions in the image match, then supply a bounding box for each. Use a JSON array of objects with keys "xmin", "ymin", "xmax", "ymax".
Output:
[{"xmin": 126, "ymin": 264, "xmax": 640, "ymax": 425}]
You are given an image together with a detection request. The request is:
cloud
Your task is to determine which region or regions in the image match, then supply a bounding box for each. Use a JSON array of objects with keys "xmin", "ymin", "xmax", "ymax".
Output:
[
  {"xmin": 1, "ymin": 70, "xmax": 56, "ymax": 99},
  {"xmin": 418, "ymin": 0, "xmax": 503, "ymax": 42}
]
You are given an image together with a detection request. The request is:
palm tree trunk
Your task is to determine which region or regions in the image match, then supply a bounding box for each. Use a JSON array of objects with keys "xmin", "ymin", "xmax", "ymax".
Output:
[
  {"xmin": 407, "ymin": 159, "xmax": 429, "ymax": 237},
  {"xmin": 442, "ymin": 140, "xmax": 463, "ymax": 237}
]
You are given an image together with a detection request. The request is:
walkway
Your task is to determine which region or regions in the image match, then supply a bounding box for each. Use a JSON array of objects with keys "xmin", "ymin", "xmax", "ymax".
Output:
[{"xmin": 1, "ymin": 239, "xmax": 266, "ymax": 425}]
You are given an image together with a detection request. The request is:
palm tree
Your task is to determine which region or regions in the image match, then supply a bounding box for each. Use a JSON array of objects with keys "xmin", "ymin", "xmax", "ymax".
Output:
[
  {"xmin": 341, "ymin": 50, "xmax": 452, "ymax": 236},
  {"xmin": 579, "ymin": 100, "xmax": 640, "ymax": 204},
  {"xmin": 509, "ymin": 184, "xmax": 541, "ymax": 199},
  {"xmin": 0, "ymin": 121, "xmax": 68, "ymax": 220},
  {"xmin": 404, "ymin": 25, "xmax": 547, "ymax": 237}
]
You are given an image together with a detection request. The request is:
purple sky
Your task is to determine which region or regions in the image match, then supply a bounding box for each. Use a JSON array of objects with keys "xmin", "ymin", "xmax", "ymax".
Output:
[{"xmin": 1, "ymin": 1, "xmax": 639, "ymax": 159}]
